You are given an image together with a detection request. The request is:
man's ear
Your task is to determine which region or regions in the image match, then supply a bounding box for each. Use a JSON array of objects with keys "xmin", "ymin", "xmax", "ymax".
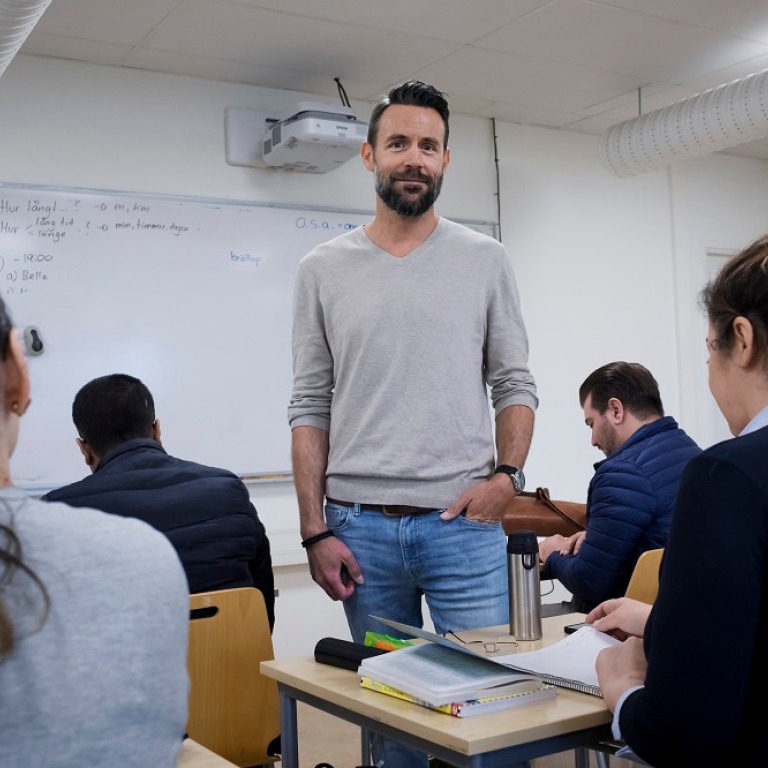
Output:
[
  {"xmin": 606, "ymin": 397, "xmax": 625, "ymax": 424},
  {"xmin": 76, "ymin": 437, "xmax": 98, "ymax": 471},
  {"xmin": 361, "ymin": 141, "xmax": 375, "ymax": 172},
  {"xmin": 5, "ymin": 329, "xmax": 31, "ymax": 417},
  {"xmin": 152, "ymin": 418, "xmax": 162, "ymax": 445}
]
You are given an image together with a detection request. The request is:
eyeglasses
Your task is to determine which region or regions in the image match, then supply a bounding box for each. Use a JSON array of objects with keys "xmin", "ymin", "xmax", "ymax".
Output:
[{"xmin": 444, "ymin": 630, "xmax": 518, "ymax": 655}]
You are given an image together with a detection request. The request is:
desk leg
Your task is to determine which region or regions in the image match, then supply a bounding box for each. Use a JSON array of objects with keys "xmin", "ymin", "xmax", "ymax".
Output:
[
  {"xmin": 360, "ymin": 727, "xmax": 372, "ymax": 766},
  {"xmin": 279, "ymin": 689, "xmax": 299, "ymax": 768},
  {"xmin": 575, "ymin": 747, "xmax": 591, "ymax": 768}
]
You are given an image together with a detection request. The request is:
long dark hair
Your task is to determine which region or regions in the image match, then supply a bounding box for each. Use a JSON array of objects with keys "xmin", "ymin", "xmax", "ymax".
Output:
[{"xmin": 0, "ymin": 298, "xmax": 50, "ymax": 660}]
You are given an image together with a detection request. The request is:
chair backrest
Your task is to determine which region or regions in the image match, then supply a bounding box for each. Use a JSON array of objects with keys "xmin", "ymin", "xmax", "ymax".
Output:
[
  {"xmin": 624, "ymin": 548, "xmax": 664, "ymax": 604},
  {"xmin": 187, "ymin": 588, "xmax": 280, "ymax": 766}
]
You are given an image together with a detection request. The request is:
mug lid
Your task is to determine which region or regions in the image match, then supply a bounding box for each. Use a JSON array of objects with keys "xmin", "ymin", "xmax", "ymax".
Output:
[{"xmin": 506, "ymin": 530, "xmax": 539, "ymax": 555}]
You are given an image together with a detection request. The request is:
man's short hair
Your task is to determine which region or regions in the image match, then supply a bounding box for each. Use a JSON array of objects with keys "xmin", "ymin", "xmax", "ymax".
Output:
[
  {"xmin": 367, "ymin": 80, "xmax": 450, "ymax": 150},
  {"xmin": 579, "ymin": 362, "xmax": 664, "ymax": 420},
  {"xmin": 72, "ymin": 373, "xmax": 155, "ymax": 456}
]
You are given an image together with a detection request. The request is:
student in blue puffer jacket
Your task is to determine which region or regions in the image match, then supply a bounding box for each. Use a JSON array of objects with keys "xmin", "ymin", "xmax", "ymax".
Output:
[{"xmin": 539, "ymin": 362, "xmax": 701, "ymax": 612}]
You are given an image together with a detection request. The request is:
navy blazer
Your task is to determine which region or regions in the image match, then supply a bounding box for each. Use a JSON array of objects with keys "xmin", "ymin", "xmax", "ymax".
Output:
[{"xmin": 620, "ymin": 424, "xmax": 768, "ymax": 766}]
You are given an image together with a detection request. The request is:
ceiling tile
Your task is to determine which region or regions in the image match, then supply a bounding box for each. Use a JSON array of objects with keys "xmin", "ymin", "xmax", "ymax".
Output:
[
  {"xmin": 413, "ymin": 46, "xmax": 645, "ymax": 113},
  {"xmin": 679, "ymin": 52, "xmax": 768, "ymax": 91},
  {"xmin": 228, "ymin": 0, "xmax": 552, "ymax": 44},
  {"xmin": 139, "ymin": 0, "xmax": 461, "ymax": 85},
  {"xmin": 31, "ymin": 0, "xmax": 185, "ymax": 46},
  {"xmin": 590, "ymin": 0, "xmax": 768, "ymax": 43},
  {"xmin": 473, "ymin": 101, "xmax": 577, "ymax": 128},
  {"xmin": 581, "ymin": 84, "xmax": 700, "ymax": 123},
  {"xmin": 721, "ymin": 138, "xmax": 768, "ymax": 159},
  {"xmin": 563, "ymin": 113, "xmax": 625, "ymax": 135},
  {"xmin": 438, "ymin": 94, "xmax": 496, "ymax": 116},
  {"xmin": 20, "ymin": 33, "xmax": 132, "ymax": 66},
  {"xmin": 124, "ymin": 47, "xmax": 382, "ymax": 101},
  {"xmin": 475, "ymin": 0, "xmax": 768, "ymax": 83}
]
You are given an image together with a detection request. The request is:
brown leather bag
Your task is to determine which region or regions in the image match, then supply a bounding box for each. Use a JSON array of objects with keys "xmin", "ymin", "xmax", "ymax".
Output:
[{"xmin": 502, "ymin": 487, "xmax": 587, "ymax": 537}]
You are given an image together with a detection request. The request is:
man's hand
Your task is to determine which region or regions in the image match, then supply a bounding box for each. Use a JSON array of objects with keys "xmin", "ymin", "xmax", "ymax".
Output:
[
  {"xmin": 595, "ymin": 636, "xmax": 647, "ymax": 712},
  {"xmin": 540, "ymin": 530, "xmax": 587, "ymax": 564},
  {"xmin": 538, "ymin": 534, "xmax": 566, "ymax": 564},
  {"xmin": 440, "ymin": 472, "xmax": 517, "ymax": 523},
  {"xmin": 560, "ymin": 530, "xmax": 586, "ymax": 555},
  {"xmin": 306, "ymin": 535, "xmax": 364, "ymax": 601},
  {"xmin": 586, "ymin": 597, "xmax": 651, "ymax": 641}
]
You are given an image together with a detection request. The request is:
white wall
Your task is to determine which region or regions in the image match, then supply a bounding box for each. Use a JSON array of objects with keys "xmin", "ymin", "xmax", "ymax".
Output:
[
  {"xmin": 2, "ymin": 55, "xmax": 768, "ymax": 657},
  {"xmin": 669, "ymin": 155, "xmax": 768, "ymax": 448},
  {"xmin": 496, "ymin": 124, "xmax": 679, "ymax": 501}
]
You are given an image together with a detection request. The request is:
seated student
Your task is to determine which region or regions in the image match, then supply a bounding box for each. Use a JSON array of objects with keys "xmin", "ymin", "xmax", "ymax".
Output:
[
  {"xmin": 42, "ymin": 373, "xmax": 276, "ymax": 630},
  {"xmin": 587, "ymin": 234, "xmax": 768, "ymax": 767},
  {"xmin": 0, "ymin": 300, "xmax": 188, "ymax": 766},
  {"xmin": 539, "ymin": 362, "xmax": 700, "ymax": 612}
]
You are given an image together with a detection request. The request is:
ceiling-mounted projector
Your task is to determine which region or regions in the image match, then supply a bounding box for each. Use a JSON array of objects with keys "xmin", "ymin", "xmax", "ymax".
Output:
[{"xmin": 261, "ymin": 101, "xmax": 368, "ymax": 173}]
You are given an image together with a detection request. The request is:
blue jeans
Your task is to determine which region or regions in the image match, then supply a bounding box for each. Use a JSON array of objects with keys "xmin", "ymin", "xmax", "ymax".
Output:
[{"xmin": 325, "ymin": 503, "xmax": 509, "ymax": 768}]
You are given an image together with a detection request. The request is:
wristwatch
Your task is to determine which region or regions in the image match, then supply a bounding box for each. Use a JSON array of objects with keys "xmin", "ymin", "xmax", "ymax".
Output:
[{"xmin": 493, "ymin": 464, "xmax": 525, "ymax": 493}]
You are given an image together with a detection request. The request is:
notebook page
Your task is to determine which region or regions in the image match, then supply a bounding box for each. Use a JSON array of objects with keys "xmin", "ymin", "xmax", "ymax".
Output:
[{"xmin": 493, "ymin": 626, "xmax": 619, "ymax": 689}]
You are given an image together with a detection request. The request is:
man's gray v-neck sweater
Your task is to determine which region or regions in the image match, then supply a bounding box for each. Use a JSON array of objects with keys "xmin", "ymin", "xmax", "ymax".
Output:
[{"xmin": 289, "ymin": 217, "xmax": 537, "ymax": 507}]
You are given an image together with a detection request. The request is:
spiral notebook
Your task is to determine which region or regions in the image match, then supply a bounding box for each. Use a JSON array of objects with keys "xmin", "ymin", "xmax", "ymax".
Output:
[
  {"xmin": 374, "ymin": 616, "xmax": 619, "ymax": 698},
  {"xmin": 492, "ymin": 626, "xmax": 619, "ymax": 697}
]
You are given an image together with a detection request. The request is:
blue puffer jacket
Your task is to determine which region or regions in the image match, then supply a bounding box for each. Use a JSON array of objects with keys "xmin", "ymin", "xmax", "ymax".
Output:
[
  {"xmin": 42, "ymin": 438, "xmax": 275, "ymax": 628},
  {"xmin": 544, "ymin": 416, "xmax": 701, "ymax": 612}
]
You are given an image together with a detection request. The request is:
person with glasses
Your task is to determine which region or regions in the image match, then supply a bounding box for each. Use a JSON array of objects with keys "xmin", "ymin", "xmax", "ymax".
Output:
[
  {"xmin": 587, "ymin": 234, "xmax": 768, "ymax": 766},
  {"xmin": 0, "ymin": 299, "xmax": 189, "ymax": 766}
]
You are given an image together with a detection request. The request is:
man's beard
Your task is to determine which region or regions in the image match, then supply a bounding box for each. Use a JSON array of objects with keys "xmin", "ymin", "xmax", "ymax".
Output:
[{"xmin": 374, "ymin": 168, "xmax": 443, "ymax": 218}]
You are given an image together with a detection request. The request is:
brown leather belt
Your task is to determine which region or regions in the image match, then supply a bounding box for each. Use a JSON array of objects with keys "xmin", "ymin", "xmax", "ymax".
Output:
[{"xmin": 326, "ymin": 498, "xmax": 434, "ymax": 516}]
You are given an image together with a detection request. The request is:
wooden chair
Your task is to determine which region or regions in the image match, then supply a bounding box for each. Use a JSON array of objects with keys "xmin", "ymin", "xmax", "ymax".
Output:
[
  {"xmin": 624, "ymin": 548, "xmax": 664, "ymax": 604},
  {"xmin": 187, "ymin": 588, "xmax": 280, "ymax": 767}
]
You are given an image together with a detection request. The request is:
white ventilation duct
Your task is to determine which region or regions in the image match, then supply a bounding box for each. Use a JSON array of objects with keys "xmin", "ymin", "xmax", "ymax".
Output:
[
  {"xmin": 0, "ymin": 0, "xmax": 54, "ymax": 80},
  {"xmin": 599, "ymin": 68, "xmax": 768, "ymax": 177}
]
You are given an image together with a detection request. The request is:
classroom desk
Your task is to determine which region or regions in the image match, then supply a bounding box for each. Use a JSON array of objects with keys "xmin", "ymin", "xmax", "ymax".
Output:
[
  {"xmin": 261, "ymin": 613, "xmax": 612, "ymax": 768},
  {"xmin": 177, "ymin": 738, "xmax": 239, "ymax": 768}
]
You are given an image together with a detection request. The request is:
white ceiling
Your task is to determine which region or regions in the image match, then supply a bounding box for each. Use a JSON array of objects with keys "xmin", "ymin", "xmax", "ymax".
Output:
[{"xmin": 18, "ymin": 0, "xmax": 768, "ymax": 159}]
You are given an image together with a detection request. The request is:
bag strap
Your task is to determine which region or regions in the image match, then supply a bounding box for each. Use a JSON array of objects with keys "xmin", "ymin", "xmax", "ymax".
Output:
[{"xmin": 534, "ymin": 487, "xmax": 586, "ymax": 531}]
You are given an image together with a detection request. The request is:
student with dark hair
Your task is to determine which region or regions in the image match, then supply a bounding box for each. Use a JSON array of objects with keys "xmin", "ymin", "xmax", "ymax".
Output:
[
  {"xmin": 539, "ymin": 361, "xmax": 700, "ymax": 612},
  {"xmin": 43, "ymin": 373, "xmax": 275, "ymax": 629},
  {"xmin": 0, "ymin": 301, "xmax": 188, "ymax": 766},
  {"xmin": 289, "ymin": 80, "xmax": 537, "ymax": 768},
  {"xmin": 588, "ymin": 234, "xmax": 768, "ymax": 766}
]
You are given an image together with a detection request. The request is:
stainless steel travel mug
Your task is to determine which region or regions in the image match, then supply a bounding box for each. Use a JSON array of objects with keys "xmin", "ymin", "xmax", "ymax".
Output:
[{"xmin": 507, "ymin": 530, "xmax": 542, "ymax": 640}]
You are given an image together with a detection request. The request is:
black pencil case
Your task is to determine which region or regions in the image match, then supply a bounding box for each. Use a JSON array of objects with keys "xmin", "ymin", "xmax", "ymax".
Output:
[{"xmin": 314, "ymin": 637, "xmax": 389, "ymax": 671}]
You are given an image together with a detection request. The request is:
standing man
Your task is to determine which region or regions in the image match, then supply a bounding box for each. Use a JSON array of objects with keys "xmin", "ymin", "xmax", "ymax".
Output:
[
  {"xmin": 539, "ymin": 362, "xmax": 701, "ymax": 613},
  {"xmin": 289, "ymin": 80, "xmax": 537, "ymax": 645}
]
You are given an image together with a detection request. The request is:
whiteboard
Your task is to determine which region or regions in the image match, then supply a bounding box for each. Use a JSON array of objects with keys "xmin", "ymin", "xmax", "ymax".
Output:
[{"xmin": 0, "ymin": 182, "xmax": 495, "ymax": 491}]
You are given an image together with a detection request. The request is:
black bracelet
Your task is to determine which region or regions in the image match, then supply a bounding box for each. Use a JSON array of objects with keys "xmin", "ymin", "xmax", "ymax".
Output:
[{"xmin": 301, "ymin": 529, "xmax": 335, "ymax": 549}]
